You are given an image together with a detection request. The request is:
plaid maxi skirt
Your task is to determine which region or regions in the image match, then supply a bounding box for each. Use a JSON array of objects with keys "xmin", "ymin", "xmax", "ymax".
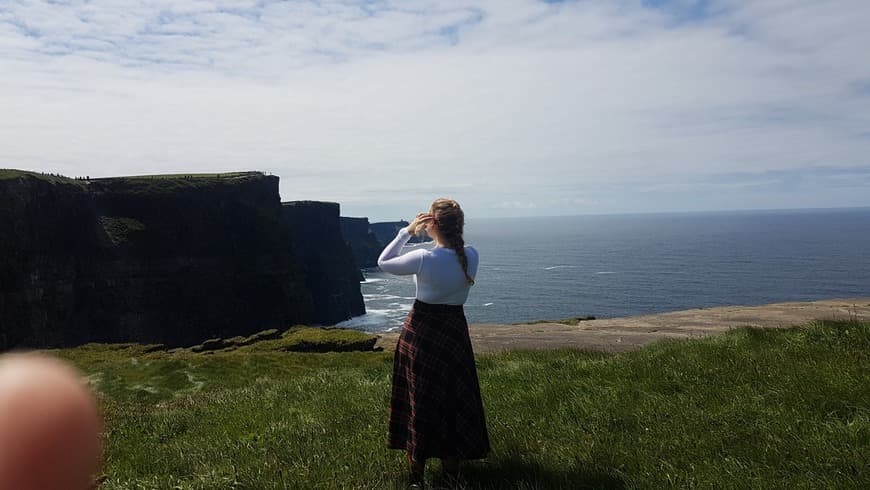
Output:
[{"xmin": 387, "ymin": 300, "xmax": 490, "ymax": 461}]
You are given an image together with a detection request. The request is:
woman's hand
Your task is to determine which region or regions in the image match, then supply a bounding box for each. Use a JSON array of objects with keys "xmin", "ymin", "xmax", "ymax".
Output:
[{"xmin": 406, "ymin": 213, "xmax": 434, "ymax": 236}]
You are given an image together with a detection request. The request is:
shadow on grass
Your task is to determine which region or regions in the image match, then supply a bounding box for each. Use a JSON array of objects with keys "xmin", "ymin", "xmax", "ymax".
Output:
[{"xmin": 420, "ymin": 457, "xmax": 625, "ymax": 490}]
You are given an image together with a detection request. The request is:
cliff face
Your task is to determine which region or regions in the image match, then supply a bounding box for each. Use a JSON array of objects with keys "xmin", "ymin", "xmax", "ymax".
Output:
[
  {"xmin": 0, "ymin": 171, "xmax": 362, "ymax": 350},
  {"xmin": 370, "ymin": 221, "xmax": 408, "ymax": 245},
  {"xmin": 283, "ymin": 202, "xmax": 365, "ymax": 324},
  {"xmin": 1, "ymin": 175, "xmax": 98, "ymax": 348},
  {"xmin": 370, "ymin": 221, "xmax": 432, "ymax": 245},
  {"xmin": 341, "ymin": 219, "xmax": 433, "ymax": 270},
  {"xmin": 339, "ymin": 217, "xmax": 383, "ymax": 269}
]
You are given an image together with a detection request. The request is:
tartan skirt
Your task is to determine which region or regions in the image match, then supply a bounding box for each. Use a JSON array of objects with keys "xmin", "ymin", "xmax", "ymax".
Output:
[{"xmin": 387, "ymin": 300, "xmax": 490, "ymax": 461}]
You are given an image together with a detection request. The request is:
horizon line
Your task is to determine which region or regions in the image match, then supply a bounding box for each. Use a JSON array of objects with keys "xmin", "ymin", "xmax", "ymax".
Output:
[{"xmin": 365, "ymin": 205, "xmax": 870, "ymax": 223}]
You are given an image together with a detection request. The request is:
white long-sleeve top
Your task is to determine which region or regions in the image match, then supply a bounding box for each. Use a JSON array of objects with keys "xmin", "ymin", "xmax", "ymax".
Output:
[{"xmin": 377, "ymin": 228, "xmax": 479, "ymax": 305}]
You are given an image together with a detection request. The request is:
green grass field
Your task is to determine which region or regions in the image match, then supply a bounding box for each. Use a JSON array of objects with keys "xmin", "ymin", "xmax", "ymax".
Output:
[{"xmin": 51, "ymin": 321, "xmax": 869, "ymax": 489}]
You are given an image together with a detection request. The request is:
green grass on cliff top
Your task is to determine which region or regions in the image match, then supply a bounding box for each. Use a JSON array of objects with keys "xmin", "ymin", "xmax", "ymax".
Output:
[
  {"xmin": 90, "ymin": 171, "xmax": 268, "ymax": 195},
  {"xmin": 1, "ymin": 169, "xmax": 269, "ymax": 197},
  {"xmin": 0, "ymin": 169, "xmax": 85, "ymax": 185},
  {"xmin": 0, "ymin": 169, "xmax": 262, "ymax": 183},
  {"xmin": 99, "ymin": 171, "xmax": 262, "ymax": 180},
  {"xmin": 0, "ymin": 168, "xmax": 263, "ymax": 181},
  {"xmin": 50, "ymin": 320, "xmax": 869, "ymax": 489}
]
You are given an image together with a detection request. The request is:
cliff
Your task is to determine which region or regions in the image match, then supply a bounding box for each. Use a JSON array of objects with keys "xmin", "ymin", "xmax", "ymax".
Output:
[
  {"xmin": 340, "ymin": 219, "xmax": 432, "ymax": 270},
  {"xmin": 0, "ymin": 170, "xmax": 363, "ymax": 350},
  {"xmin": 283, "ymin": 201, "xmax": 365, "ymax": 324},
  {"xmin": 370, "ymin": 221, "xmax": 432, "ymax": 245},
  {"xmin": 339, "ymin": 217, "xmax": 383, "ymax": 269}
]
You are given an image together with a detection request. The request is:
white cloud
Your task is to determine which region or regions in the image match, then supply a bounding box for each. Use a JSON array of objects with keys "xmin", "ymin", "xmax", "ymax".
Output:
[{"xmin": 1, "ymin": 0, "xmax": 869, "ymax": 219}]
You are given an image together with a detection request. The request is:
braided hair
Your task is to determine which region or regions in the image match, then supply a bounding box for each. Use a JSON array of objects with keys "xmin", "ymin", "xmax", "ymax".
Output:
[{"xmin": 430, "ymin": 198, "xmax": 475, "ymax": 285}]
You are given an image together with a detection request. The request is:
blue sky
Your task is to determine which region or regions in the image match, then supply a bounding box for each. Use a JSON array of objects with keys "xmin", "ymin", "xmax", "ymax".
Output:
[{"xmin": 1, "ymin": 0, "xmax": 869, "ymax": 220}]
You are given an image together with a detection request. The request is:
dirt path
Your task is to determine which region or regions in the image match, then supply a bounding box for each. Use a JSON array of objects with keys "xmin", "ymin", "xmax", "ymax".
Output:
[{"xmin": 374, "ymin": 298, "xmax": 870, "ymax": 353}]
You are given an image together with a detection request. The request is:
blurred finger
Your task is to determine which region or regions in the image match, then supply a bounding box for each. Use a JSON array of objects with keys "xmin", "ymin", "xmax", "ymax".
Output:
[{"xmin": 0, "ymin": 354, "xmax": 103, "ymax": 490}]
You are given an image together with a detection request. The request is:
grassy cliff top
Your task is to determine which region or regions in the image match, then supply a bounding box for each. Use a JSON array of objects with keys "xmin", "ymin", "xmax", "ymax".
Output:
[
  {"xmin": 0, "ymin": 169, "xmax": 86, "ymax": 186},
  {"xmin": 94, "ymin": 171, "xmax": 263, "ymax": 181},
  {"xmin": 91, "ymin": 171, "xmax": 268, "ymax": 194},
  {"xmin": 0, "ymin": 170, "xmax": 270, "ymax": 195}
]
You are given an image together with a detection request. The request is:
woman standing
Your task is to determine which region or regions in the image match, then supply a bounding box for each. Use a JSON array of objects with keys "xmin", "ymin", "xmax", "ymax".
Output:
[{"xmin": 378, "ymin": 198, "xmax": 490, "ymax": 487}]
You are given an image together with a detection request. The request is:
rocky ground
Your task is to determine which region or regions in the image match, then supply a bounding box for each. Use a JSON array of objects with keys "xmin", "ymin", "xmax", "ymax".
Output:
[{"xmin": 375, "ymin": 297, "xmax": 870, "ymax": 353}]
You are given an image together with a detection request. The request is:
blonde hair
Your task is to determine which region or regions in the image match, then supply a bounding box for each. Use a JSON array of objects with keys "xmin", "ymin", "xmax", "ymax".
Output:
[{"xmin": 430, "ymin": 198, "xmax": 474, "ymax": 285}]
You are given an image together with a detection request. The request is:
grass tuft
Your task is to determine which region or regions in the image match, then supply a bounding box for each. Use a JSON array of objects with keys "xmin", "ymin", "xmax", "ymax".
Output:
[
  {"xmin": 99, "ymin": 216, "xmax": 147, "ymax": 245},
  {"xmin": 184, "ymin": 327, "xmax": 378, "ymax": 354}
]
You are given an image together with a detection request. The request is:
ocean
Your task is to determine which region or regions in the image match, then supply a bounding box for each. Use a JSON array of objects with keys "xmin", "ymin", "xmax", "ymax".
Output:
[{"xmin": 338, "ymin": 208, "xmax": 870, "ymax": 333}]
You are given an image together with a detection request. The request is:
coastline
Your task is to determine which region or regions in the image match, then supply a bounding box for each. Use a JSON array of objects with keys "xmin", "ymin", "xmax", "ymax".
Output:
[{"xmin": 374, "ymin": 297, "xmax": 870, "ymax": 353}]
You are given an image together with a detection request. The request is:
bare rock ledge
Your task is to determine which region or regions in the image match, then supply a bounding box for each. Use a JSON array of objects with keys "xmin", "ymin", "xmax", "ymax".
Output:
[{"xmin": 375, "ymin": 298, "xmax": 870, "ymax": 353}]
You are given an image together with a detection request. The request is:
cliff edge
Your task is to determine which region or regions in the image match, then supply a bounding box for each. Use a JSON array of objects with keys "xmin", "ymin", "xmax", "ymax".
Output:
[{"xmin": 0, "ymin": 170, "xmax": 363, "ymax": 349}]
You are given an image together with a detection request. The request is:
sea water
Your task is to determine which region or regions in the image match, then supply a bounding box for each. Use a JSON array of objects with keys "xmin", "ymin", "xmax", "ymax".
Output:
[{"xmin": 339, "ymin": 208, "xmax": 870, "ymax": 333}]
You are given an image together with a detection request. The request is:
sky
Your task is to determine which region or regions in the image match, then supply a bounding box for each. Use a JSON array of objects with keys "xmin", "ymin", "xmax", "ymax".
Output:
[{"xmin": 1, "ymin": 0, "xmax": 869, "ymax": 220}]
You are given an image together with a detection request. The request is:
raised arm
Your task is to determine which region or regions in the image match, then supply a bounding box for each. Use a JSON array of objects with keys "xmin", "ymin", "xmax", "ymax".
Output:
[{"xmin": 377, "ymin": 228, "xmax": 425, "ymax": 275}]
